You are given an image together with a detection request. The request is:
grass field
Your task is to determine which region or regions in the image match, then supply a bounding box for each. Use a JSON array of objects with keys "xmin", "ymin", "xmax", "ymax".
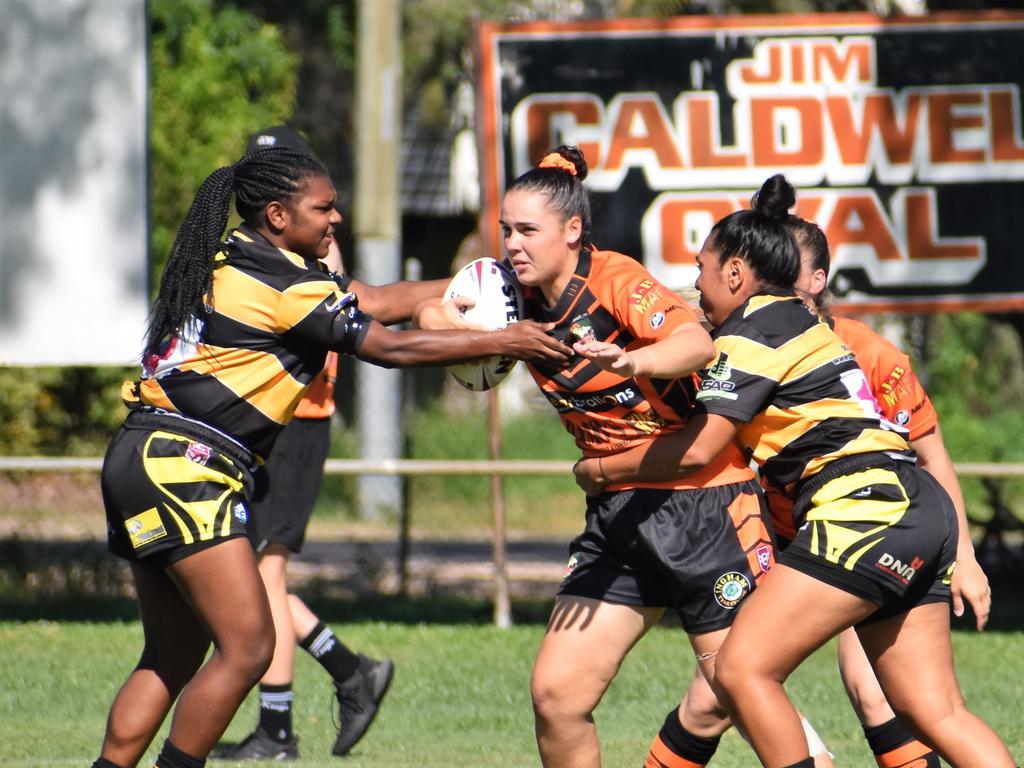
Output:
[{"xmin": 2, "ymin": 598, "xmax": 1023, "ymax": 768}]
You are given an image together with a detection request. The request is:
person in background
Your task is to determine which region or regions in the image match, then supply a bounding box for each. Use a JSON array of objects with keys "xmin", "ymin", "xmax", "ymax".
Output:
[{"xmin": 214, "ymin": 126, "xmax": 397, "ymax": 762}]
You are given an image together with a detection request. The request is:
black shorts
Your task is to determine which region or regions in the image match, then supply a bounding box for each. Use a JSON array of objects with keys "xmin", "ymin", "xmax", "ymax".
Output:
[
  {"xmin": 782, "ymin": 454, "xmax": 957, "ymax": 624},
  {"xmin": 247, "ymin": 417, "xmax": 331, "ymax": 554},
  {"xmin": 102, "ymin": 410, "xmax": 258, "ymax": 566},
  {"xmin": 558, "ymin": 480, "xmax": 776, "ymax": 634}
]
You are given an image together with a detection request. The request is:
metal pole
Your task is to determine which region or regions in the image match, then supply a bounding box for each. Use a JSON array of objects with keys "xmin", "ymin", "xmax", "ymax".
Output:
[
  {"xmin": 354, "ymin": 0, "xmax": 403, "ymax": 519},
  {"xmin": 488, "ymin": 387, "xmax": 512, "ymax": 628}
]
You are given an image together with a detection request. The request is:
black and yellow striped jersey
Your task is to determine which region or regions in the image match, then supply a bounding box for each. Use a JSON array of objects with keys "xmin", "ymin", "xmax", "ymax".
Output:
[
  {"xmin": 133, "ymin": 225, "xmax": 369, "ymax": 460},
  {"xmin": 695, "ymin": 294, "xmax": 909, "ymax": 493}
]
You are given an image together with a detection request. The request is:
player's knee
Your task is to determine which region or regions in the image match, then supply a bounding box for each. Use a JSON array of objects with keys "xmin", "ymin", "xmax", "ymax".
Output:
[
  {"xmin": 531, "ymin": 667, "xmax": 593, "ymax": 722},
  {"xmin": 682, "ymin": 685, "xmax": 730, "ymax": 729}
]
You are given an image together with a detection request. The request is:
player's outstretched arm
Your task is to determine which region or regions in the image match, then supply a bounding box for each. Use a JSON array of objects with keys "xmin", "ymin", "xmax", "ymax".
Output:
[
  {"xmin": 573, "ymin": 323, "xmax": 714, "ymax": 379},
  {"xmin": 573, "ymin": 413, "xmax": 739, "ymax": 495},
  {"xmin": 354, "ymin": 319, "xmax": 573, "ymax": 369},
  {"xmin": 913, "ymin": 425, "xmax": 991, "ymax": 630},
  {"xmin": 345, "ymin": 277, "xmax": 450, "ymax": 325}
]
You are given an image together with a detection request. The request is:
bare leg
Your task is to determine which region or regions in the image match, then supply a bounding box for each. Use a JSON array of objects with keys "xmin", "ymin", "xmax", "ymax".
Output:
[
  {"xmin": 859, "ymin": 603, "xmax": 1014, "ymax": 768},
  {"xmin": 838, "ymin": 628, "xmax": 898, "ymax": 727},
  {"xmin": 163, "ymin": 537, "xmax": 276, "ymax": 757},
  {"xmin": 532, "ymin": 597, "xmax": 662, "ymax": 768},
  {"xmin": 712, "ymin": 564, "xmax": 876, "ymax": 768},
  {"xmin": 257, "ymin": 545, "xmax": 296, "ymax": 685},
  {"xmin": 288, "ymin": 592, "xmax": 320, "ymax": 641},
  {"xmin": 99, "ymin": 564, "xmax": 211, "ymax": 767}
]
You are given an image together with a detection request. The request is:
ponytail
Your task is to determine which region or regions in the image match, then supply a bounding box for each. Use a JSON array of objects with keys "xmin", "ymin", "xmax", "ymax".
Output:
[{"xmin": 144, "ymin": 147, "xmax": 328, "ymax": 359}]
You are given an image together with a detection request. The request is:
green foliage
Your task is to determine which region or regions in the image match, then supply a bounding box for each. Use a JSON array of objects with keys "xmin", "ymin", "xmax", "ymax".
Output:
[
  {"xmin": 0, "ymin": 367, "xmax": 133, "ymax": 456},
  {"xmin": 150, "ymin": 0, "xmax": 298, "ymax": 281}
]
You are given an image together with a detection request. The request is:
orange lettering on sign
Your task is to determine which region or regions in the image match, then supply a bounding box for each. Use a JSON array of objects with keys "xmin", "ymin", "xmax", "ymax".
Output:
[
  {"xmin": 904, "ymin": 191, "xmax": 981, "ymax": 260},
  {"xmin": 928, "ymin": 92, "xmax": 986, "ymax": 164},
  {"xmin": 524, "ymin": 99, "xmax": 602, "ymax": 172},
  {"xmin": 687, "ymin": 96, "xmax": 747, "ymax": 168},
  {"xmin": 989, "ymin": 89, "xmax": 1024, "ymax": 162},
  {"xmin": 826, "ymin": 193, "xmax": 902, "ymax": 262},
  {"xmin": 751, "ymin": 98, "xmax": 824, "ymax": 166},
  {"xmin": 826, "ymin": 94, "xmax": 921, "ymax": 166},
  {"xmin": 604, "ymin": 96, "xmax": 684, "ymax": 171},
  {"xmin": 811, "ymin": 40, "xmax": 873, "ymax": 85},
  {"xmin": 659, "ymin": 198, "xmax": 736, "ymax": 266}
]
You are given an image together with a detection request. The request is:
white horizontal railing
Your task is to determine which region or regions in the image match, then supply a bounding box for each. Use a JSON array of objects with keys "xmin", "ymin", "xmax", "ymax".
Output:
[{"xmin": 1, "ymin": 456, "xmax": 1024, "ymax": 477}]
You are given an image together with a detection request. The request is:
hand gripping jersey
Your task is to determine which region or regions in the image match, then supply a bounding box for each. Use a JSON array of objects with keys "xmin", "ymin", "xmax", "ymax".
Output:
[
  {"xmin": 132, "ymin": 226, "xmax": 369, "ymax": 460},
  {"xmin": 524, "ymin": 249, "xmax": 753, "ymax": 491},
  {"xmin": 695, "ymin": 295, "xmax": 911, "ymax": 530},
  {"xmin": 761, "ymin": 314, "xmax": 937, "ymax": 539}
]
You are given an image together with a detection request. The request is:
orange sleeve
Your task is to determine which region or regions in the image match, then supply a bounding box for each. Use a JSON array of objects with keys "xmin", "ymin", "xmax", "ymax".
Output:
[
  {"xmin": 833, "ymin": 318, "xmax": 938, "ymax": 440},
  {"xmin": 292, "ymin": 352, "xmax": 338, "ymax": 420},
  {"xmin": 598, "ymin": 251, "xmax": 700, "ymax": 342}
]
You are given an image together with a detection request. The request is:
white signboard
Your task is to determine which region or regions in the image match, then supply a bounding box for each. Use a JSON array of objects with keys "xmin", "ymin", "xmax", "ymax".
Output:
[{"xmin": 0, "ymin": 0, "xmax": 148, "ymax": 365}]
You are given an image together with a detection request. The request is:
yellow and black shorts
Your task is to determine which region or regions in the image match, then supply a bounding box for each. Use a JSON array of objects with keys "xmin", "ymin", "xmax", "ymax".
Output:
[
  {"xmin": 782, "ymin": 453, "xmax": 957, "ymax": 624},
  {"xmin": 558, "ymin": 480, "xmax": 776, "ymax": 634},
  {"xmin": 101, "ymin": 410, "xmax": 259, "ymax": 566}
]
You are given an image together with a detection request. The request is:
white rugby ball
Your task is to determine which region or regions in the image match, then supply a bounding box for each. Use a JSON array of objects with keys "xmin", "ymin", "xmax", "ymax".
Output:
[{"xmin": 443, "ymin": 257, "xmax": 525, "ymax": 391}]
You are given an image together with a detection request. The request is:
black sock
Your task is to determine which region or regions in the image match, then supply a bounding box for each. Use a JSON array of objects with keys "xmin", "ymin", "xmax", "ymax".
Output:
[
  {"xmin": 258, "ymin": 683, "xmax": 294, "ymax": 743},
  {"xmin": 299, "ymin": 622, "xmax": 360, "ymax": 682},
  {"xmin": 92, "ymin": 759, "xmax": 124, "ymax": 768},
  {"xmin": 864, "ymin": 717, "xmax": 940, "ymax": 767},
  {"xmin": 781, "ymin": 760, "xmax": 815, "ymax": 768},
  {"xmin": 645, "ymin": 709, "xmax": 721, "ymax": 767},
  {"xmin": 154, "ymin": 739, "xmax": 204, "ymax": 768}
]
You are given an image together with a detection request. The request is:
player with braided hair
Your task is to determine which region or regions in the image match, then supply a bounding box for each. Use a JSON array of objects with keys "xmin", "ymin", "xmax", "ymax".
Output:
[
  {"xmin": 574, "ymin": 175, "xmax": 1014, "ymax": 768},
  {"xmin": 92, "ymin": 147, "xmax": 573, "ymax": 768}
]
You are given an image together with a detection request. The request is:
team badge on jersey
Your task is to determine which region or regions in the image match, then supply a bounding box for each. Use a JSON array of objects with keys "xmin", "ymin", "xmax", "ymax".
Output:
[
  {"xmin": 185, "ymin": 441, "xmax": 211, "ymax": 465},
  {"xmin": 895, "ymin": 409, "xmax": 910, "ymax": 425},
  {"xmin": 650, "ymin": 311, "xmax": 665, "ymax": 329},
  {"xmin": 713, "ymin": 571, "xmax": 751, "ymax": 608},
  {"xmin": 568, "ymin": 314, "xmax": 596, "ymax": 343}
]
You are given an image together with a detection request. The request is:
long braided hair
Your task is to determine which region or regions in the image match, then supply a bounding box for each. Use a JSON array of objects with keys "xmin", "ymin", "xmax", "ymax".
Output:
[{"xmin": 145, "ymin": 147, "xmax": 328, "ymax": 359}]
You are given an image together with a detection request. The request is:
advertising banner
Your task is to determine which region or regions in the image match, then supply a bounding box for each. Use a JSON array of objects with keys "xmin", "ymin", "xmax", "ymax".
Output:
[{"xmin": 477, "ymin": 12, "xmax": 1024, "ymax": 312}]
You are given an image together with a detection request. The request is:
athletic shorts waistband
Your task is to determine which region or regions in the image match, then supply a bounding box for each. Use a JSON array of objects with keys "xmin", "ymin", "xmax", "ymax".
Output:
[
  {"xmin": 124, "ymin": 408, "xmax": 259, "ymax": 476},
  {"xmin": 794, "ymin": 450, "xmax": 915, "ymax": 506}
]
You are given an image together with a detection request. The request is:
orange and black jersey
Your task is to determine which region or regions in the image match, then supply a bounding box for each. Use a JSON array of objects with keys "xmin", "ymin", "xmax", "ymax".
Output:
[
  {"xmin": 695, "ymin": 294, "xmax": 910, "ymax": 496},
  {"xmin": 524, "ymin": 249, "xmax": 753, "ymax": 491},
  {"xmin": 133, "ymin": 226, "xmax": 370, "ymax": 460},
  {"xmin": 831, "ymin": 317, "xmax": 937, "ymax": 441}
]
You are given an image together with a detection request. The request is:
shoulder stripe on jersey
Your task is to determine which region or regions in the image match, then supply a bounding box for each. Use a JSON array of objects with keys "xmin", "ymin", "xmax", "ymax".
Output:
[{"xmin": 209, "ymin": 265, "xmax": 283, "ymax": 332}]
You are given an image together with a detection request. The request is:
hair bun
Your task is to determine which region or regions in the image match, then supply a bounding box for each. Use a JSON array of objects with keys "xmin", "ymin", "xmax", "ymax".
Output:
[
  {"xmin": 751, "ymin": 173, "xmax": 795, "ymax": 221},
  {"xmin": 538, "ymin": 145, "xmax": 589, "ymax": 182}
]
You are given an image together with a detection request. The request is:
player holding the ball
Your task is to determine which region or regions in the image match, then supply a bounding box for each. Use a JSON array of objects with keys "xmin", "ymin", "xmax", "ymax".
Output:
[
  {"xmin": 91, "ymin": 146, "xmax": 573, "ymax": 768},
  {"xmin": 497, "ymin": 146, "xmax": 784, "ymax": 768}
]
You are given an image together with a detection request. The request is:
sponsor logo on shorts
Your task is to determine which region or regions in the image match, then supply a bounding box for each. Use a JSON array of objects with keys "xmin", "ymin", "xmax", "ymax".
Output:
[
  {"xmin": 755, "ymin": 543, "xmax": 773, "ymax": 573},
  {"xmin": 650, "ymin": 311, "xmax": 665, "ymax": 329},
  {"xmin": 233, "ymin": 503, "xmax": 247, "ymax": 524},
  {"xmin": 185, "ymin": 441, "xmax": 211, "ymax": 465},
  {"xmin": 713, "ymin": 571, "xmax": 751, "ymax": 609},
  {"xmin": 125, "ymin": 508, "xmax": 168, "ymax": 550},
  {"xmin": 874, "ymin": 553, "xmax": 924, "ymax": 584},
  {"xmin": 562, "ymin": 554, "xmax": 579, "ymax": 580}
]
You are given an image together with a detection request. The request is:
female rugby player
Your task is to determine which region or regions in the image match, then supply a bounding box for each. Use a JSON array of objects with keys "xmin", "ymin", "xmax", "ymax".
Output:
[
  {"xmin": 92, "ymin": 147, "xmax": 572, "ymax": 768},
  {"xmin": 500, "ymin": 145, "xmax": 776, "ymax": 768},
  {"xmin": 573, "ymin": 174, "xmax": 1014, "ymax": 768}
]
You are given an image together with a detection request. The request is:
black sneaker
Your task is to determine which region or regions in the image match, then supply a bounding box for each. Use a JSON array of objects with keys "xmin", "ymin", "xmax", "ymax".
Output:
[
  {"xmin": 213, "ymin": 727, "xmax": 299, "ymax": 761},
  {"xmin": 331, "ymin": 655, "xmax": 395, "ymax": 756}
]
